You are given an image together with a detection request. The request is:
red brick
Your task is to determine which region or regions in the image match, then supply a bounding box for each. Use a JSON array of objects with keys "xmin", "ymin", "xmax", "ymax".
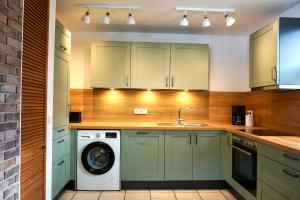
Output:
[
  {"xmin": 7, "ymin": 0, "xmax": 21, "ymax": 14},
  {"xmin": 0, "ymin": 84, "xmax": 16, "ymax": 93},
  {"xmin": 4, "ymin": 112, "xmax": 19, "ymax": 121},
  {"xmin": 5, "ymin": 75, "xmax": 19, "ymax": 85},
  {"xmin": 0, "ymin": 122, "xmax": 17, "ymax": 132},
  {"xmin": 0, "ymin": 73, "xmax": 5, "ymax": 83},
  {"xmin": 0, "ymin": 64, "xmax": 16, "ymax": 75},
  {"xmin": 4, "ymin": 148, "xmax": 18, "ymax": 161},
  {"xmin": 7, "ymin": 18, "xmax": 21, "ymax": 32},
  {"xmin": 6, "ymin": 55, "xmax": 20, "ymax": 67},
  {"xmin": 0, "ymin": 23, "xmax": 18, "ymax": 40},
  {"xmin": 0, "ymin": 94, "xmax": 4, "ymax": 103},
  {"xmin": 0, "ymin": 52, "xmax": 6, "ymax": 63},
  {"xmin": 0, "ymin": 104, "xmax": 16, "ymax": 112},
  {"xmin": 0, "ymin": 33, "xmax": 6, "ymax": 44},
  {"xmin": 0, "ymin": 158, "xmax": 15, "ymax": 171},
  {"xmin": 0, "ymin": 11, "xmax": 7, "ymax": 24},
  {"xmin": 6, "ymin": 37, "xmax": 20, "ymax": 49},
  {"xmin": 0, "ymin": 43, "xmax": 17, "ymax": 57},
  {"xmin": 4, "ymin": 130, "xmax": 16, "ymax": 141}
]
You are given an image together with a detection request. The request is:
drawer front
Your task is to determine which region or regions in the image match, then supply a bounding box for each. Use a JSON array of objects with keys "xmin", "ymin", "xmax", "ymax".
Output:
[
  {"xmin": 52, "ymin": 156, "xmax": 67, "ymax": 197},
  {"xmin": 53, "ymin": 134, "xmax": 69, "ymax": 162},
  {"xmin": 258, "ymin": 143, "xmax": 300, "ymax": 171},
  {"xmin": 55, "ymin": 26, "xmax": 71, "ymax": 55},
  {"xmin": 53, "ymin": 126, "xmax": 68, "ymax": 140},
  {"xmin": 257, "ymin": 180, "xmax": 288, "ymax": 200},
  {"xmin": 258, "ymin": 155, "xmax": 300, "ymax": 200}
]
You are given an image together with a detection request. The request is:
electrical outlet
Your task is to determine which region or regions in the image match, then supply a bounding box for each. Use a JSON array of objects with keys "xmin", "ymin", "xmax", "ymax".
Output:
[{"xmin": 134, "ymin": 108, "xmax": 148, "ymax": 115}]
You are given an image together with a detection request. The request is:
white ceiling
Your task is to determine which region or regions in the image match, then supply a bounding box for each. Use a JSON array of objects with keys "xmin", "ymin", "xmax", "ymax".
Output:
[{"xmin": 56, "ymin": 0, "xmax": 300, "ymax": 35}]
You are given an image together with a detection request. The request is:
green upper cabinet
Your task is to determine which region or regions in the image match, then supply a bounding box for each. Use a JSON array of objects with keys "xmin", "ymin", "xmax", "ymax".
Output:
[
  {"xmin": 53, "ymin": 46, "xmax": 69, "ymax": 129},
  {"xmin": 250, "ymin": 20, "xmax": 278, "ymax": 88},
  {"xmin": 170, "ymin": 44, "xmax": 209, "ymax": 90},
  {"xmin": 55, "ymin": 20, "xmax": 71, "ymax": 55},
  {"xmin": 91, "ymin": 41, "xmax": 131, "ymax": 88},
  {"xmin": 131, "ymin": 42, "xmax": 171, "ymax": 89},
  {"xmin": 165, "ymin": 131, "xmax": 193, "ymax": 180},
  {"xmin": 193, "ymin": 131, "xmax": 221, "ymax": 180},
  {"xmin": 121, "ymin": 130, "xmax": 165, "ymax": 181},
  {"xmin": 250, "ymin": 17, "xmax": 300, "ymax": 89}
]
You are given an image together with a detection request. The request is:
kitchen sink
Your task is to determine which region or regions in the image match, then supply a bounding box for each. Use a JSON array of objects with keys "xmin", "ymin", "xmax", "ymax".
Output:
[{"xmin": 157, "ymin": 122, "xmax": 208, "ymax": 127}]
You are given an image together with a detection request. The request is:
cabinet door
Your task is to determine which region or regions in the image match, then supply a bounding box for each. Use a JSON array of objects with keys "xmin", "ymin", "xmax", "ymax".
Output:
[
  {"xmin": 91, "ymin": 41, "xmax": 131, "ymax": 88},
  {"xmin": 55, "ymin": 20, "xmax": 71, "ymax": 55},
  {"xmin": 165, "ymin": 131, "xmax": 193, "ymax": 180},
  {"xmin": 52, "ymin": 156, "xmax": 67, "ymax": 198},
  {"xmin": 69, "ymin": 129, "xmax": 77, "ymax": 181},
  {"xmin": 121, "ymin": 130, "xmax": 165, "ymax": 180},
  {"xmin": 257, "ymin": 180, "xmax": 288, "ymax": 200},
  {"xmin": 131, "ymin": 42, "xmax": 170, "ymax": 89},
  {"xmin": 193, "ymin": 131, "xmax": 221, "ymax": 180},
  {"xmin": 250, "ymin": 20, "xmax": 278, "ymax": 88},
  {"xmin": 170, "ymin": 44, "xmax": 209, "ymax": 90},
  {"xmin": 53, "ymin": 51, "xmax": 69, "ymax": 128},
  {"xmin": 224, "ymin": 133, "xmax": 233, "ymax": 184}
]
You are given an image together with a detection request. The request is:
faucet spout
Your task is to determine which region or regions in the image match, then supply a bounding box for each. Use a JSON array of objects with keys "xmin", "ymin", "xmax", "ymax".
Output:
[{"xmin": 177, "ymin": 107, "xmax": 204, "ymax": 126}]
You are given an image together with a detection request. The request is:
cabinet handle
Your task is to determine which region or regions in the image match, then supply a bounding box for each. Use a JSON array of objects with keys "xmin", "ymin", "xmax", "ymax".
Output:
[
  {"xmin": 166, "ymin": 77, "xmax": 169, "ymax": 88},
  {"xmin": 283, "ymin": 153, "xmax": 299, "ymax": 161},
  {"xmin": 58, "ymin": 128, "xmax": 65, "ymax": 133},
  {"xmin": 282, "ymin": 169, "xmax": 299, "ymax": 178},
  {"xmin": 57, "ymin": 160, "xmax": 65, "ymax": 166},
  {"xmin": 189, "ymin": 135, "xmax": 192, "ymax": 145},
  {"xmin": 271, "ymin": 66, "xmax": 277, "ymax": 82},
  {"xmin": 194, "ymin": 135, "xmax": 198, "ymax": 145},
  {"xmin": 59, "ymin": 45, "xmax": 67, "ymax": 51},
  {"xmin": 227, "ymin": 135, "xmax": 231, "ymax": 147},
  {"xmin": 57, "ymin": 139, "xmax": 65, "ymax": 144},
  {"xmin": 171, "ymin": 76, "xmax": 174, "ymax": 87},
  {"xmin": 126, "ymin": 75, "xmax": 129, "ymax": 87},
  {"xmin": 136, "ymin": 131, "xmax": 149, "ymax": 135}
]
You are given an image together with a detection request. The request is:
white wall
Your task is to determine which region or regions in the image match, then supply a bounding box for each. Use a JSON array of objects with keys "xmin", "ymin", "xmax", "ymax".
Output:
[
  {"xmin": 280, "ymin": 2, "xmax": 300, "ymax": 17},
  {"xmin": 70, "ymin": 32, "xmax": 249, "ymax": 92}
]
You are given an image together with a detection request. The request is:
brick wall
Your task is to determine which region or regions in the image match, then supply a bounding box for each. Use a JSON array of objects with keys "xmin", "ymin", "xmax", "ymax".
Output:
[{"xmin": 0, "ymin": 0, "xmax": 23, "ymax": 199}]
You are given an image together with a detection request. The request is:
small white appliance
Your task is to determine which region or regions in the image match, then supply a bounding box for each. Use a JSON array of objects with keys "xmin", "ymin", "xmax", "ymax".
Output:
[{"xmin": 77, "ymin": 130, "xmax": 120, "ymax": 190}]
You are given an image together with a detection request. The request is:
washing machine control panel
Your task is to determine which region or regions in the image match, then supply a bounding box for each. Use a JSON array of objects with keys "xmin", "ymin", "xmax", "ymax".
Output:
[{"xmin": 106, "ymin": 132, "xmax": 117, "ymax": 138}]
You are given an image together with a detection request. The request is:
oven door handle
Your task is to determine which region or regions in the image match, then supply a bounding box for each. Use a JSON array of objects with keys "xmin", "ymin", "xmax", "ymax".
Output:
[{"xmin": 232, "ymin": 145, "xmax": 252, "ymax": 156}]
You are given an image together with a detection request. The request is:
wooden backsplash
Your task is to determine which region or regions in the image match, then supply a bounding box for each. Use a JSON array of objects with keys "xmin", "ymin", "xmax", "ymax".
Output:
[
  {"xmin": 70, "ymin": 89, "xmax": 209, "ymax": 122},
  {"xmin": 70, "ymin": 89, "xmax": 300, "ymax": 135}
]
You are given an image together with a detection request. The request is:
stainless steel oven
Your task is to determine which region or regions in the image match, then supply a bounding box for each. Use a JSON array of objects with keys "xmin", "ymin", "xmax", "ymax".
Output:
[{"xmin": 232, "ymin": 135, "xmax": 257, "ymax": 197}]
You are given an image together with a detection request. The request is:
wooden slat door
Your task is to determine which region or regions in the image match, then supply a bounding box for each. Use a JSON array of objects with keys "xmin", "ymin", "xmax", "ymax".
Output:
[{"xmin": 21, "ymin": 0, "xmax": 49, "ymax": 199}]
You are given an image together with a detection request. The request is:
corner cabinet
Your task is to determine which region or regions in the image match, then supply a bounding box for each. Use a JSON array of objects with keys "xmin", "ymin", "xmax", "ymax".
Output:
[
  {"xmin": 250, "ymin": 17, "xmax": 300, "ymax": 89},
  {"xmin": 91, "ymin": 41, "xmax": 131, "ymax": 88},
  {"xmin": 170, "ymin": 44, "xmax": 209, "ymax": 90},
  {"xmin": 91, "ymin": 42, "xmax": 210, "ymax": 90},
  {"xmin": 131, "ymin": 42, "xmax": 170, "ymax": 89},
  {"xmin": 121, "ymin": 130, "xmax": 165, "ymax": 181},
  {"xmin": 52, "ymin": 20, "xmax": 71, "ymax": 199}
]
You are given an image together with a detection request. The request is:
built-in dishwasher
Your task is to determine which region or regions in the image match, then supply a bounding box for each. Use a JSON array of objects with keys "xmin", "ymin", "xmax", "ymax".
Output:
[{"xmin": 232, "ymin": 135, "xmax": 257, "ymax": 197}]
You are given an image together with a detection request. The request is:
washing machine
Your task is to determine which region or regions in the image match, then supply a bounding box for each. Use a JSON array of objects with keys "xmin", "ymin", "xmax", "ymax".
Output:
[{"xmin": 77, "ymin": 130, "xmax": 120, "ymax": 190}]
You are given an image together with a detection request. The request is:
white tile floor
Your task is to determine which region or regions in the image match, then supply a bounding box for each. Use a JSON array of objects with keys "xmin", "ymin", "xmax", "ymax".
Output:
[{"xmin": 58, "ymin": 189, "xmax": 240, "ymax": 200}]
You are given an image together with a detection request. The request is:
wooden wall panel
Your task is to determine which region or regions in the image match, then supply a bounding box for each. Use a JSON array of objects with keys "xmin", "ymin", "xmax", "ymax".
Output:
[
  {"xmin": 21, "ymin": 0, "xmax": 49, "ymax": 199},
  {"xmin": 70, "ymin": 89, "xmax": 209, "ymax": 122}
]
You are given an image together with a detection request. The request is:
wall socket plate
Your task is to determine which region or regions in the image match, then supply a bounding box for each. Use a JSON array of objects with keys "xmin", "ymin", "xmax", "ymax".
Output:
[{"xmin": 134, "ymin": 108, "xmax": 148, "ymax": 115}]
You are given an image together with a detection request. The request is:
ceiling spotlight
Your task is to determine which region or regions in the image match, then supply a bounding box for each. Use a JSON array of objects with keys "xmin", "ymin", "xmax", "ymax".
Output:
[
  {"xmin": 127, "ymin": 12, "xmax": 136, "ymax": 25},
  {"xmin": 103, "ymin": 11, "xmax": 110, "ymax": 24},
  {"xmin": 225, "ymin": 14, "xmax": 236, "ymax": 26},
  {"xmin": 180, "ymin": 11, "xmax": 189, "ymax": 26},
  {"xmin": 81, "ymin": 10, "xmax": 90, "ymax": 24},
  {"xmin": 202, "ymin": 11, "xmax": 211, "ymax": 27}
]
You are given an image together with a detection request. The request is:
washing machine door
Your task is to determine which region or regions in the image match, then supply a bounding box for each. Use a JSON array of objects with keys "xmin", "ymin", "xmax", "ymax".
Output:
[{"xmin": 81, "ymin": 141, "xmax": 115, "ymax": 175}]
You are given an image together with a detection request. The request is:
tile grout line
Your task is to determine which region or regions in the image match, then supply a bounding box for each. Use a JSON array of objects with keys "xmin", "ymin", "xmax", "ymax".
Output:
[
  {"xmin": 220, "ymin": 190, "xmax": 231, "ymax": 200},
  {"xmin": 196, "ymin": 190, "xmax": 204, "ymax": 200},
  {"xmin": 97, "ymin": 191, "xmax": 102, "ymax": 200},
  {"xmin": 70, "ymin": 191, "xmax": 77, "ymax": 200}
]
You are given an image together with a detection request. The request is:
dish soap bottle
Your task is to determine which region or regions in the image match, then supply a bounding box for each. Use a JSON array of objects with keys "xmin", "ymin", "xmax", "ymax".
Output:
[{"xmin": 246, "ymin": 111, "xmax": 254, "ymax": 127}]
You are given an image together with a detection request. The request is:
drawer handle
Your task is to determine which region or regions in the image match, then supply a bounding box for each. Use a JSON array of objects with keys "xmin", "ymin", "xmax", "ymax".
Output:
[
  {"xmin": 282, "ymin": 169, "xmax": 299, "ymax": 178},
  {"xmin": 58, "ymin": 128, "xmax": 65, "ymax": 133},
  {"xmin": 136, "ymin": 132, "xmax": 149, "ymax": 135},
  {"xmin": 283, "ymin": 153, "xmax": 299, "ymax": 161},
  {"xmin": 59, "ymin": 45, "xmax": 67, "ymax": 51},
  {"xmin": 57, "ymin": 139, "xmax": 65, "ymax": 144},
  {"xmin": 57, "ymin": 160, "xmax": 65, "ymax": 166}
]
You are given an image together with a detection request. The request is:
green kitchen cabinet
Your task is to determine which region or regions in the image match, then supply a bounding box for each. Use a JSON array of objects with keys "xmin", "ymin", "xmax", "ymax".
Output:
[
  {"xmin": 69, "ymin": 129, "xmax": 77, "ymax": 180},
  {"xmin": 193, "ymin": 131, "xmax": 221, "ymax": 180},
  {"xmin": 165, "ymin": 131, "xmax": 193, "ymax": 180},
  {"xmin": 53, "ymin": 50, "xmax": 69, "ymax": 129},
  {"xmin": 258, "ymin": 154, "xmax": 300, "ymax": 200},
  {"xmin": 91, "ymin": 41, "xmax": 131, "ymax": 88},
  {"xmin": 170, "ymin": 43, "xmax": 209, "ymax": 90},
  {"xmin": 131, "ymin": 42, "xmax": 171, "ymax": 89},
  {"xmin": 121, "ymin": 130, "xmax": 165, "ymax": 180},
  {"xmin": 55, "ymin": 20, "xmax": 71, "ymax": 55},
  {"xmin": 52, "ymin": 154, "xmax": 69, "ymax": 198},
  {"xmin": 224, "ymin": 132, "xmax": 233, "ymax": 184},
  {"xmin": 257, "ymin": 180, "xmax": 288, "ymax": 200},
  {"xmin": 250, "ymin": 20, "xmax": 277, "ymax": 88}
]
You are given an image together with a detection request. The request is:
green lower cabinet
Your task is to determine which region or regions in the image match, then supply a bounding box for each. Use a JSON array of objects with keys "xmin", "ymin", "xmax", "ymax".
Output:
[
  {"xmin": 69, "ymin": 129, "xmax": 77, "ymax": 181},
  {"xmin": 121, "ymin": 130, "xmax": 165, "ymax": 180},
  {"xmin": 52, "ymin": 155, "xmax": 68, "ymax": 198},
  {"xmin": 165, "ymin": 131, "xmax": 193, "ymax": 180},
  {"xmin": 258, "ymin": 154, "xmax": 300, "ymax": 200},
  {"xmin": 193, "ymin": 131, "xmax": 221, "ymax": 180},
  {"xmin": 224, "ymin": 132, "xmax": 233, "ymax": 184},
  {"xmin": 257, "ymin": 180, "xmax": 288, "ymax": 200}
]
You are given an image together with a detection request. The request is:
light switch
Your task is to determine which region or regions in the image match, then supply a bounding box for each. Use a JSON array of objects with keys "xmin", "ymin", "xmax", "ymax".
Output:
[{"xmin": 134, "ymin": 108, "xmax": 148, "ymax": 115}]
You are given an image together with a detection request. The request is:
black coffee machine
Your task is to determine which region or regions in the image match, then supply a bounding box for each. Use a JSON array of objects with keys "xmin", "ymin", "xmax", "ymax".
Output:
[{"xmin": 232, "ymin": 105, "xmax": 246, "ymax": 125}]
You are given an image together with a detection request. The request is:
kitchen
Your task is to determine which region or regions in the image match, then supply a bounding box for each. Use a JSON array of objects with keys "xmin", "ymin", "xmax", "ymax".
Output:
[
  {"xmin": 54, "ymin": 0, "xmax": 300, "ymax": 200},
  {"xmin": 1, "ymin": 0, "xmax": 299, "ymax": 200}
]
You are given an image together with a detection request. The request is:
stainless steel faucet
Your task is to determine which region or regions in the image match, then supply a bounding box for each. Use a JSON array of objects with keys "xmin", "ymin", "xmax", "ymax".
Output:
[{"xmin": 177, "ymin": 107, "xmax": 203, "ymax": 126}]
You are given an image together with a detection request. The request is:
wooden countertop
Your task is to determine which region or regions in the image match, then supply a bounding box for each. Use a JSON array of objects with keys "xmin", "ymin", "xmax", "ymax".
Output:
[{"xmin": 70, "ymin": 121, "xmax": 300, "ymax": 155}]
